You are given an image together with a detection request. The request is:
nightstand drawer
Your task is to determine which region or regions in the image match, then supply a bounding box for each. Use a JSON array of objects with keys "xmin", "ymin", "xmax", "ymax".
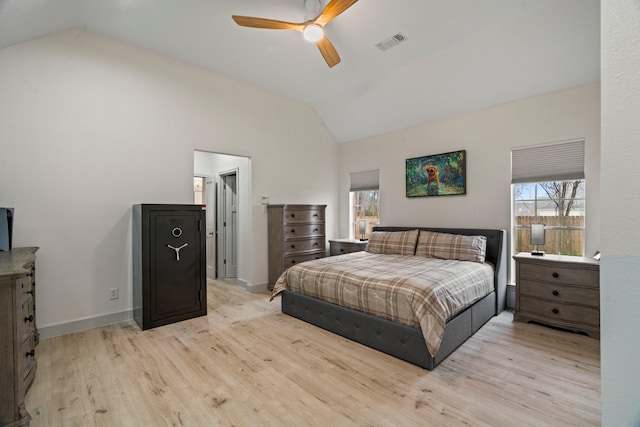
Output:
[
  {"xmin": 329, "ymin": 240, "xmax": 367, "ymax": 256},
  {"xmin": 518, "ymin": 280, "xmax": 599, "ymax": 307},
  {"xmin": 519, "ymin": 295, "xmax": 599, "ymax": 327},
  {"xmin": 518, "ymin": 262, "xmax": 599, "ymax": 287}
]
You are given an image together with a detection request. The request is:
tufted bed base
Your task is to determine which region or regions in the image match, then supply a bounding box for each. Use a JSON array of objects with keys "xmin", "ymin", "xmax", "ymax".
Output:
[{"xmin": 279, "ymin": 227, "xmax": 507, "ymax": 370}]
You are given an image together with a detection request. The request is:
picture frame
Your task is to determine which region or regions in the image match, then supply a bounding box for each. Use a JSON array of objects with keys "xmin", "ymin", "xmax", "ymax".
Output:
[{"xmin": 405, "ymin": 149, "xmax": 466, "ymax": 197}]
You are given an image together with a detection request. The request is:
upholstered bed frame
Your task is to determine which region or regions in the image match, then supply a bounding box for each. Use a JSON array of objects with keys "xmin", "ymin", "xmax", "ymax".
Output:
[{"xmin": 280, "ymin": 227, "xmax": 507, "ymax": 370}]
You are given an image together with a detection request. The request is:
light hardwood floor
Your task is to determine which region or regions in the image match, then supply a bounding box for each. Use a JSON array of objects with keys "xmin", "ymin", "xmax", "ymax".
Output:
[{"xmin": 25, "ymin": 280, "xmax": 600, "ymax": 426}]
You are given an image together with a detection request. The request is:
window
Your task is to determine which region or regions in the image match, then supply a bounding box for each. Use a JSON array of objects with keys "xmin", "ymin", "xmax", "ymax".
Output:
[
  {"xmin": 350, "ymin": 190, "xmax": 380, "ymax": 240},
  {"xmin": 511, "ymin": 139, "xmax": 586, "ymax": 256},
  {"xmin": 513, "ymin": 180, "xmax": 585, "ymax": 255},
  {"xmin": 349, "ymin": 169, "xmax": 379, "ymax": 240}
]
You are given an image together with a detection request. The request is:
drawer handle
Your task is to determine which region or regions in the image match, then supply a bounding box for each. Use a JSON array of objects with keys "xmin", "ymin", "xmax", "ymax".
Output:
[
  {"xmin": 290, "ymin": 213, "xmax": 296, "ymax": 218},
  {"xmin": 340, "ymin": 248, "xmax": 345, "ymax": 252},
  {"xmin": 290, "ymin": 229, "xmax": 295, "ymax": 233},
  {"xmin": 552, "ymin": 308, "xmax": 559, "ymax": 315},
  {"xmin": 313, "ymin": 242, "xmax": 318, "ymax": 247},
  {"xmin": 313, "ymin": 228, "xmax": 318, "ymax": 232},
  {"xmin": 313, "ymin": 213, "xmax": 318, "ymax": 217},
  {"xmin": 25, "ymin": 349, "xmax": 35, "ymax": 358},
  {"xmin": 24, "ymin": 315, "xmax": 34, "ymax": 323},
  {"xmin": 552, "ymin": 272, "xmax": 559, "ymax": 278},
  {"xmin": 291, "ymin": 260, "xmax": 296, "ymax": 264},
  {"xmin": 552, "ymin": 290, "xmax": 559, "ymax": 296},
  {"xmin": 291, "ymin": 245, "xmax": 296, "ymax": 249}
]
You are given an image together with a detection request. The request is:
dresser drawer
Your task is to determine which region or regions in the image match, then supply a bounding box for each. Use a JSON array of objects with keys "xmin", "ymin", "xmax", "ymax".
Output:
[
  {"xmin": 518, "ymin": 279, "xmax": 599, "ymax": 307},
  {"xmin": 284, "ymin": 251, "xmax": 325, "ymax": 268},
  {"xmin": 17, "ymin": 276, "xmax": 33, "ymax": 302},
  {"xmin": 284, "ymin": 238, "xmax": 324, "ymax": 255},
  {"xmin": 18, "ymin": 295, "xmax": 35, "ymax": 343},
  {"xmin": 519, "ymin": 295, "xmax": 599, "ymax": 327},
  {"xmin": 283, "ymin": 208, "xmax": 324, "ymax": 224},
  {"xmin": 284, "ymin": 224, "xmax": 325, "ymax": 239},
  {"xmin": 19, "ymin": 332, "xmax": 36, "ymax": 385},
  {"xmin": 518, "ymin": 262, "xmax": 599, "ymax": 287}
]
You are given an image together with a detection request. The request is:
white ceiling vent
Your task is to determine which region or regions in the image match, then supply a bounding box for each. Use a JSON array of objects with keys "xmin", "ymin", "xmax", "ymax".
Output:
[{"xmin": 376, "ymin": 33, "xmax": 407, "ymax": 51}]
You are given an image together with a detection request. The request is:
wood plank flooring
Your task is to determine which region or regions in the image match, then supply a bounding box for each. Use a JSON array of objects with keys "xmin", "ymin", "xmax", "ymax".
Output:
[{"xmin": 25, "ymin": 280, "xmax": 600, "ymax": 426}]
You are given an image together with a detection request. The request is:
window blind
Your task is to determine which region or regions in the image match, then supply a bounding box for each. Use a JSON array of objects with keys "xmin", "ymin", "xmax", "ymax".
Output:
[
  {"xmin": 511, "ymin": 139, "xmax": 585, "ymax": 184},
  {"xmin": 350, "ymin": 169, "xmax": 379, "ymax": 191}
]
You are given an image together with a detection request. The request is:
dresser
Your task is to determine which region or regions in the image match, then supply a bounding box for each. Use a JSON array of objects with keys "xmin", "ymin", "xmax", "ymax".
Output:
[
  {"xmin": 267, "ymin": 204, "xmax": 326, "ymax": 290},
  {"xmin": 514, "ymin": 253, "xmax": 600, "ymax": 339},
  {"xmin": 0, "ymin": 247, "xmax": 38, "ymax": 427},
  {"xmin": 133, "ymin": 205, "xmax": 207, "ymax": 330},
  {"xmin": 329, "ymin": 239, "xmax": 368, "ymax": 256}
]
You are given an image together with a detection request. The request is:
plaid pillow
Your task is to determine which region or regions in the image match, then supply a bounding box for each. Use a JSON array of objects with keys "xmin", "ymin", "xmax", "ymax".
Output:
[
  {"xmin": 415, "ymin": 230, "xmax": 487, "ymax": 263},
  {"xmin": 365, "ymin": 229, "xmax": 419, "ymax": 255}
]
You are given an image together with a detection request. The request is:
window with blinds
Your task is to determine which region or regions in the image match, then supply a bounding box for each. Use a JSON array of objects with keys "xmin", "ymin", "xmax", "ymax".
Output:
[
  {"xmin": 511, "ymin": 140, "xmax": 585, "ymax": 256},
  {"xmin": 349, "ymin": 169, "xmax": 380, "ymax": 240}
]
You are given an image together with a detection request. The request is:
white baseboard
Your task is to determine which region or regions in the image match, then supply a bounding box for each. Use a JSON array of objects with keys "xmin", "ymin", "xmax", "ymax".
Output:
[
  {"xmin": 38, "ymin": 309, "xmax": 133, "ymax": 340},
  {"xmin": 218, "ymin": 277, "xmax": 269, "ymax": 293}
]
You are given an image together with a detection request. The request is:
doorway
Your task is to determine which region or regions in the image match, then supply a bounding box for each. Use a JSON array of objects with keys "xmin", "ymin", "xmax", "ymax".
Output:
[
  {"xmin": 219, "ymin": 169, "xmax": 238, "ymax": 279},
  {"xmin": 193, "ymin": 150, "xmax": 251, "ymax": 285}
]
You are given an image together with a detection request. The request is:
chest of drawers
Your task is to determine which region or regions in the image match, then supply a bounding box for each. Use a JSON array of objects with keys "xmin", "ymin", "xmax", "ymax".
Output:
[
  {"xmin": 0, "ymin": 247, "xmax": 39, "ymax": 426},
  {"xmin": 514, "ymin": 253, "xmax": 599, "ymax": 339},
  {"xmin": 267, "ymin": 204, "xmax": 326, "ymax": 290},
  {"xmin": 329, "ymin": 239, "xmax": 368, "ymax": 256}
]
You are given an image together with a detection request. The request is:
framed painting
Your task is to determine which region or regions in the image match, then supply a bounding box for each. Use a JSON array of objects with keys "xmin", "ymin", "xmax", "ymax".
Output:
[{"xmin": 406, "ymin": 150, "xmax": 466, "ymax": 197}]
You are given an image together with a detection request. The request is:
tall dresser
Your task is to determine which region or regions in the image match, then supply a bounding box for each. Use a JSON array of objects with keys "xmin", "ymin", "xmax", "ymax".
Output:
[
  {"xmin": 0, "ymin": 247, "xmax": 39, "ymax": 427},
  {"xmin": 267, "ymin": 204, "xmax": 326, "ymax": 290}
]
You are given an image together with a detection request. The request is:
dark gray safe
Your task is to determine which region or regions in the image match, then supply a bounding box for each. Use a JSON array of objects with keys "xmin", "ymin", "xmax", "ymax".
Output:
[{"xmin": 133, "ymin": 204, "xmax": 207, "ymax": 330}]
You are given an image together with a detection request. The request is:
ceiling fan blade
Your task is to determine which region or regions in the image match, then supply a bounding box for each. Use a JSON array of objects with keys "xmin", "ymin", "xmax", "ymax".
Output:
[
  {"xmin": 317, "ymin": 37, "xmax": 341, "ymax": 68},
  {"xmin": 232, "ymin": 15, "xmax": 304, "ymax": 32},
  {"xmin": 315, "ymin": 0, "xmax": 358, "ymax": 27}
]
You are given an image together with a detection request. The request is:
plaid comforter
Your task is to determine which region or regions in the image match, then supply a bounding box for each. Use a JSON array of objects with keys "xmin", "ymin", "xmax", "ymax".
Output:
[{"xmin": 271, "ymin": 251, "xmax": 494, "ymax": 357}]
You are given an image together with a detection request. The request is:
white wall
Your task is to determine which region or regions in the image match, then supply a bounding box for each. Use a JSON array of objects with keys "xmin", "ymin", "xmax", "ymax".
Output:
[
  {"xmin": 338, "ymin": 83, "xmax": 601, "ymax": 273},
  {"xmin": 601, "ymin": 1, "xmax": 640, "ymax": 425},
  {"xmin": 0, "ymin": 29, "xmax": 339, "ymax": 335}
]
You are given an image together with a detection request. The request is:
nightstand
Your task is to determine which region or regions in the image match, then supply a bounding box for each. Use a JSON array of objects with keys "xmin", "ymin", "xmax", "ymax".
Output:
[
  {"xmin": 329, "ymin": 239, "xmax": 368, "ymax": 256},
  {"xmin": 513, "ymin": 253, "xmax": 600, "ymax": 339}
]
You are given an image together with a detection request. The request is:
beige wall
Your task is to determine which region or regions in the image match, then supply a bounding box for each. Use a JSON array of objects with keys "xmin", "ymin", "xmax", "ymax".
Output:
[
  {"xmin": 0, "ymin": 29, "xmax": 339, "ymax": 333},
  {"xmin": 338, "ymin": 83, "xmax": 601, "ymax": 277}
]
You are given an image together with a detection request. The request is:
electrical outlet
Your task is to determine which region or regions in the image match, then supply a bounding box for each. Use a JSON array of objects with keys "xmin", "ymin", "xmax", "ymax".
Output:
[{"xmin": 110, "ymin": 288, "xmax": 119, "ymax": 300}]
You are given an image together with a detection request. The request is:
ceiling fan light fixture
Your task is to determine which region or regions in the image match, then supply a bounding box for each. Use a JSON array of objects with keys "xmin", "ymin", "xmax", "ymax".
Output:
[{"xmin": 303, "ymin": 24, "xmax": 324, "ymax": 42}]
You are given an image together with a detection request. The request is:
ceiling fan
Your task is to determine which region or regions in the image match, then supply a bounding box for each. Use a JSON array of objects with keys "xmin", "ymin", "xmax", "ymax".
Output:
[{"xmin": 232, "ymin": 0, "xmax": 359, "ymax": 68}]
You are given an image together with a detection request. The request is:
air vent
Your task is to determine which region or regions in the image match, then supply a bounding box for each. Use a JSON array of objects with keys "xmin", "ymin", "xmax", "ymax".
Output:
[{"xmin": 376, "ymin": 33, "xmax": 407, "ymax": 51}]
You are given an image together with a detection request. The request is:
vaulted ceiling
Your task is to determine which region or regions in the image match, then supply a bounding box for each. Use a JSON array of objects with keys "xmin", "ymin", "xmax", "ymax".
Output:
[{"xmin": 0, "ymin": 0, "xmax": 600, "ymax": 143}]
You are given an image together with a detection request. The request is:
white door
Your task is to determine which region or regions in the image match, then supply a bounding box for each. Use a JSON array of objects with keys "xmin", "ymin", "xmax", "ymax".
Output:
[{"xmin": 219, "ymin": 171, "xmax": 238, "ymax": 278}]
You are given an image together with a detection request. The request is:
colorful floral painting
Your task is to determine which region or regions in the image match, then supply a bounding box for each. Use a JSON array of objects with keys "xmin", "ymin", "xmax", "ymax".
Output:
[{"xmin": 406, "ymin": 150, "xmax": 466, "ymax": 197}]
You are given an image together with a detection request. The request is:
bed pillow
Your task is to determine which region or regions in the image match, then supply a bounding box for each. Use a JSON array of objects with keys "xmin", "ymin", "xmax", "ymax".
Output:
[
  {"xmin": 415, "ymin": 230, "xmax": 487, "ymax": 263},
  {"xmin": 365, "ymin": 229, "xmax": 420, "ymax": 255}
]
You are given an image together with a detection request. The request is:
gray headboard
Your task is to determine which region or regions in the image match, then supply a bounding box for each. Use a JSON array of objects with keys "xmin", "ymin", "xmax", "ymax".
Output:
[{"xmin": 372, "ymin": 226, "xmax": 508, "ymax": 313}]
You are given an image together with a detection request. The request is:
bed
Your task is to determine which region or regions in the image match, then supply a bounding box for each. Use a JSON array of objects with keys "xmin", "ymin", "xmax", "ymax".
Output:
[{"xmin": 271, "ymin": 226, "xmax": 507, "ymax": 370}]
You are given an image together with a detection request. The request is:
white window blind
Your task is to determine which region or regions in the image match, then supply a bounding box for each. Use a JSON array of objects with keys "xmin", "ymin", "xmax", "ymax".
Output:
[
  {"xmin": 350, "ymin": 169, "xmax": 379, "ymax": 191},
  {"xmin": 511, "ymin": 139, "xmax": 585, "ymax": 184}
]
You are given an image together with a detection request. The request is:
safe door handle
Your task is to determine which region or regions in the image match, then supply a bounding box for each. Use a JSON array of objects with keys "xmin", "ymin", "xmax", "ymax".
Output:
[{"xmin": 167, "ymin": 243, "xmax": 188, "ymax": 261}]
